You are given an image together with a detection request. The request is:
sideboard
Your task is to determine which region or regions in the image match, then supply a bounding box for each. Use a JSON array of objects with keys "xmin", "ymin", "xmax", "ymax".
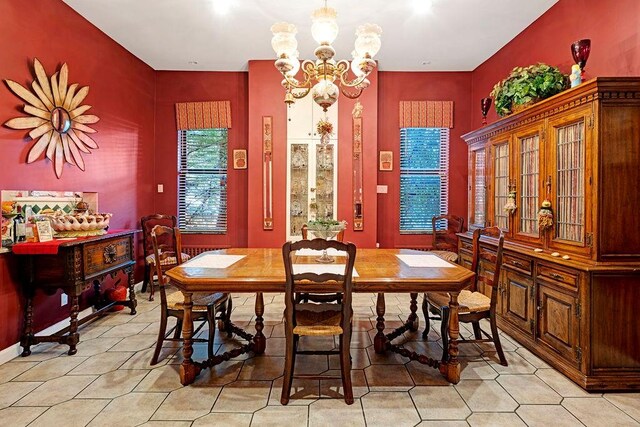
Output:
[
  {"xmin": 14, "ymin": 230, "xmax": 137, "ymax": 356},
  {"xmin": 461, "ymin": 78, "xmax": 640, "ymax": 391}
]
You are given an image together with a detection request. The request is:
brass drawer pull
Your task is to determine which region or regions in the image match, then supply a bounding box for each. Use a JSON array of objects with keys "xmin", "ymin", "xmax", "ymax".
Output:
[
  {"xmin": 511, "ymin": 260, "xmax": 525, "ymax": 268},
  {"xmin": 549, "ymin": 272, "xmax": 565, "ymax": 281}
]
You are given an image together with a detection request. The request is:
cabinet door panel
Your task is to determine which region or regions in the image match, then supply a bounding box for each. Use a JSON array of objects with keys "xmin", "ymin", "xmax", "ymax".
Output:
[
  {"xmin": 547, "ymin": 106, "xmax": 592, "ymax": 257},
  {"xmin": 489, "ymin": 140, "xmax": 511, "ymax": 233},
  {"xmin": 469, "ymin": 147, "xmax": 487, "ymax": 229},
  {"xmin": 502, "ymin": 270, "xmax": 534, "ymax": 336},
  {"xmin": 537, "ymin": 283, "xmax": 580, "ymax": 366},
  {"xmin": 513, "ymin": 125, "xmax": 544, "ymax": 246}
]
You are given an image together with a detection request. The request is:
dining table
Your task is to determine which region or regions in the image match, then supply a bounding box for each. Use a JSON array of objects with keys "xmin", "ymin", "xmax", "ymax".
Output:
[{"xmin": 165, "ymin": 247, "xmax": 475, "ymax": 386}]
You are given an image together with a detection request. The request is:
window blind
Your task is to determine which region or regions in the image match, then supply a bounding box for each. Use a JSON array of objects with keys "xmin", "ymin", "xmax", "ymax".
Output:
[
  {"xmin": 400, "ymin": 128, "xmax": 449, "ymax": 233},
  {"xmin": 177, "ymin": 129, "xmax": 228, "ymax": 233}
]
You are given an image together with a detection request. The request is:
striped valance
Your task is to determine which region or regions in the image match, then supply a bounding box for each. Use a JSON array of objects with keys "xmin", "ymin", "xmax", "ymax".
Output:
[
  {"xmin": 175, "ymin": 101, "xmax": 232, "ymax": 130},
  {"xmin": 399, "ymin": 101, "xmax": 454, "ymax": 128}
]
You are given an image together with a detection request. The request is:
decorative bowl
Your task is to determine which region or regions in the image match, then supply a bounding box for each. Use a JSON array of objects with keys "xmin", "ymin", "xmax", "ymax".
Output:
[{"xmin": 44, "ymin": 212, "xmax": 113, "ymax": 237}]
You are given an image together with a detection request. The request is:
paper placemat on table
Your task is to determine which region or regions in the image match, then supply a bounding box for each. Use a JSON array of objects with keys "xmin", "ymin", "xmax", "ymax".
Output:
[
  {"xmin": 293, "ymin": 264, "xmax": 359, "ymax": 277},
  {"xmin": 396, "ymin": 254, "xmax": 454, "ymax": 268},
  {"xmin": 295, "ymin": 248, "xmax": 347, "ymax": 257},
  {"xmin": 183, "ymin": 254, "xmax": 245, "ymax": 269}
]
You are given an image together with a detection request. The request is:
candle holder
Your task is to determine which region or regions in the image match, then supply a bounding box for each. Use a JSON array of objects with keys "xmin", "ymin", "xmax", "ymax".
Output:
[{"xmin": 481, "ymin": 97, "xmax": 492, "ymax": 125}]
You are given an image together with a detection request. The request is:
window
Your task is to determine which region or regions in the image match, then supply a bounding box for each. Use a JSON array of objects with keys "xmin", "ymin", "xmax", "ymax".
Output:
[
  {"xmin": 178, "ymin": 129, "xmax": 228, "ymax": 233},
  {"xmin": 400, "ymin": 127, "xmax": 449, "ymax": 233}
]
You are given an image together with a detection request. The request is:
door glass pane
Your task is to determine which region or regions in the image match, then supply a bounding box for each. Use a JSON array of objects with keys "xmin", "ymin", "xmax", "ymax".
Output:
[
  {"xmin": 315, "ymin": 143, "xmax": 335, "ymax": 220},
  {"xmin": 473, "ymin": 149, "xmax": 486, "ymax": 226},
  {"xmin": 494, "ymin": 143, "xmax": 509, "ymax": 230},
  {"xmin": 290, "ymin": 144, "xmax": 308, "ymax": 236},
  {"xmin": 520, "ymin": 135, "xmax": 539, "ymax": 235},
  {"xmin": 555, "ymin": 122, "xmax": 585, "ymax": 242}
]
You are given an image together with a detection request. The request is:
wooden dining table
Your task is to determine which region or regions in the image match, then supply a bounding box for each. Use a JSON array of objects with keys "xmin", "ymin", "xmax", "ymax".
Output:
[{"xmin": 165, "ymin": 247, "xmax": 475, "ymax": 386}]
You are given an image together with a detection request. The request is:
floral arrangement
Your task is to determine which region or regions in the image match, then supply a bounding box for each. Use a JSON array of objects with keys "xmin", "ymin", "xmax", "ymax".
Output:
[
  {"xmin": 490, "ymin": 63, "xmax": 568, "ymax": 117},
  {"xmin": 316, "ymin": 119, "xmax": 334, "ymax": 137},
  {"xmin": 307, "ymin": 218, "xmax": 346, "ymax": 230}
]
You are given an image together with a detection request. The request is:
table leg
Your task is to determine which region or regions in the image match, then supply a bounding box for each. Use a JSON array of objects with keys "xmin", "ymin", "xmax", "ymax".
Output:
[
  {"xmin": 127, "ymin": 267, "xmax": 137, "ymax": 315},
  {"xmin": 179, "ymin": 292, "xmax": 201, "ymax": 385},
  {"xmin": 67, "ymin": 294, "xmax": 80, "ymax": 355},
  {"xmin": 439, "ymin": 291, "xmax": 461, "ymax": 384},
  {"xmin": 374, "ymin": 292, "xmax": 387, "ymax": 354},
  {"xmin": 20, "ymin": 286, "xmax": 35, "ymax": 357},
  {"xmin": 252, "ymin": 292, "xmax": 266, "ymax": 354},
  {"xmin": 407, "ymin": 292, "xmax": 419, "ymax": 332}
]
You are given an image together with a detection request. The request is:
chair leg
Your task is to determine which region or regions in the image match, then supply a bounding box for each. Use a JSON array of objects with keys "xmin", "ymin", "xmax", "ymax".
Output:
[
  {"xmin": 207, "ymin": 308, "xmax": 216, "ymax": 360},
  {"xmin": 225, "ymin": 296, "xmax": 233, "ymax": 337},
  {"xmin": 217, "ymin": 301, "xmax": 227, "ymax": 332},
  {"xmin": 151, "ymin": 310, "xmax": 168, "ymax": 365},
  {"xmin": 489, "ymin": 310, "xmax": 508, "ymax": 366},
  {"xmin": 280, "ymin": 327, "xmax": 296, "ymax": 405},
  {"xmin": 173, "ymin": 319, "xmax": 183, "ymax": 340},
  {"xmin": 148, "ymin": 265, "xmax": 156, "ymax": 302},
  {"xmin": 472, "ymin": 321, "xmax": 482, "ymax": 340},
  {"xmin": 339, "ymin": 333, "xmax": 354, "ymax": 405},
  {"xmin": 440, "ymin": 306, "xmax": 450, "ymax": 363},
  {"xmin": 422, "ymin": 294, "xmax": 431, "ymax": 339},
  {"xmin": 141, "ymin": 263, "xmax": 150, "ymax": 293}
]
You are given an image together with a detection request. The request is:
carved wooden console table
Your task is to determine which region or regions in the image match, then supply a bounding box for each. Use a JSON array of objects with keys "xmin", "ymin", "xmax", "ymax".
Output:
[{"xmin": 13, "ymin": 230, "xmax": 137, "ymax": 356}]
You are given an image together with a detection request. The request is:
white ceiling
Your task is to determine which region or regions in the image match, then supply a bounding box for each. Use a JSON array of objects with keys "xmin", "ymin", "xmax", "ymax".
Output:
[{"xmin": 62, "ymin": 0, "xmax": 558, "ymax": 72}]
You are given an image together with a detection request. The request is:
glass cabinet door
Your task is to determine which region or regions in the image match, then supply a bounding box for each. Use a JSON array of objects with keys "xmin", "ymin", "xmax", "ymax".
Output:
[
  {"xmin": 469, "ymin": 147, "xmax": 487, "ymax": 229},
  {"xmin": 491, "ymin": 141, "xmax": 510, "ymax": 232},
  {"xmin": 513, "ymin": 126, "xmax": 544, "ymax": 245},
  {"xmin": 547, "ymin": 107, "xmax": 592, "ymax": 256}
]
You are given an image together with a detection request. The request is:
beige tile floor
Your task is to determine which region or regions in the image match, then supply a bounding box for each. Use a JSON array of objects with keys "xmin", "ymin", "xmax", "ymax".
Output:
[{"xmin": 1, "ymin": 291, "xmax": 639, "ymax": 427}]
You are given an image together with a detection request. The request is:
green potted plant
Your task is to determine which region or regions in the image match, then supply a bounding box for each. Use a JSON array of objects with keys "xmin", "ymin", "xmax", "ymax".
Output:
[{"xmin": 490, "ymin": 63, "xmax": 568, "ymax": 117}]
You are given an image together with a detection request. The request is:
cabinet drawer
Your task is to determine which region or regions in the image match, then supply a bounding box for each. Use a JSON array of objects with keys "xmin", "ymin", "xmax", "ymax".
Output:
[
  {"xmin": 537, "ymin": 263, "xmax": 578, "ymax": 290},
  {"xmin": 502, "ymin": 253, "xmax": 533, "ymax": 275},
  {"xmin": 83, "ymin": 236, "xmax": 132, "ymax": 276}
]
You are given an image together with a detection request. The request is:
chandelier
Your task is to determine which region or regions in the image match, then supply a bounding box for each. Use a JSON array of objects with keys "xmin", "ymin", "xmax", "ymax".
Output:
[{"xmin": 270, "ymin": 2, "xmax": 382, "ymax": 112}]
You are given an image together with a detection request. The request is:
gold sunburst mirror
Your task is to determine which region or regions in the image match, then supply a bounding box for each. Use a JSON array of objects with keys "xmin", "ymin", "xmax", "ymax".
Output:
[{"xmin": 4, "ymin": 58, "xmax": 99, "ymax": 178}]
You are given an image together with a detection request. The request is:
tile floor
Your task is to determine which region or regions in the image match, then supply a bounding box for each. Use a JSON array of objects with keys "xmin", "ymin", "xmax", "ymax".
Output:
[{"xmin": 0, "ymin": 291, "xmax": 639, "ymax": 427}]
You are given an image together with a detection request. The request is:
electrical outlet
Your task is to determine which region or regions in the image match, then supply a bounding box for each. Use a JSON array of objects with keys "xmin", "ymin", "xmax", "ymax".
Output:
[
  {"xmin": 157, "ymin": 184, "xmax": 164, "ymax": 193},
  {"xmin": 61, "ymin": 293, "xmax": 68, "ymax": 306}
]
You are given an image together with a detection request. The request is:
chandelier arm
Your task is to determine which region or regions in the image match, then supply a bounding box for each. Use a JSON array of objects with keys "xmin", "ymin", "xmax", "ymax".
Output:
[
  {"xmin": 291, "ymin": 87, "xmax": 312, "ymax": 99},
  {"xmin": 340, "ymin": 86, "xmax": 364, "ymax": 99},
  {"xmin": 334, "ymin": 60, "xmax": 370, "ymax": 88}
]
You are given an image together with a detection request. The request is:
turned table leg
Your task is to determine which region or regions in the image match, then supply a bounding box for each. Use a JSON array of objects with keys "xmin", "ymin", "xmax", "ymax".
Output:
[
  {"xmin": 20, "ymin": 286, "xmax": 35, "ymax": 357},
  {"xmin": 179, "ymin": 292, "xmax": 201, "ymax": 385},
  {"xmin": 127, "ymin": 267, "xmax": 137, "ymax": 315},
  {"xmin": 252, "ymin": 292, "xmax": 266, "ymax": 354},
  {"xmin": 374, "ymin": 292, "xmax": 387, "ymax": 353},
  {"xmin": 439, "ymin": 291, "xmax": 461, "ymax": 384},
  {"xmin": 67, "ymin": 294, "xmax": 80, "ymax": 355},
  {"xmin": 407, "ymin": 292, "xmax": 419, "ymax": 332}
]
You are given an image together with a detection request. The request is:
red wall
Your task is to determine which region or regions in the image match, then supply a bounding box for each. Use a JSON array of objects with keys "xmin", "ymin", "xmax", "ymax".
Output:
[
  {"xmin": 472, "ymin": 0, "xmax": 640, "ymax": 126},
  {"xmin": 0, "ymin": 0, "xmax": 155, "ymax": 350},
  {"xmin": 377, "ymin": 72, "xmax": 473, "ymax": 248},
  {"xmin": 154, "ymin": 71, "xmax": 249, "ymax": 248},
  {"xmin": 246, "ymin": 60, "xmax": 379, "ymax": 248}
]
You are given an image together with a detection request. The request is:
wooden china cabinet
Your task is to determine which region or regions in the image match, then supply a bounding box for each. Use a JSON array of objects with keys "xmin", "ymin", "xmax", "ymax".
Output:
[{"xmin": 461, "ymin": 78, "xmax": 640, "ymax": 391}]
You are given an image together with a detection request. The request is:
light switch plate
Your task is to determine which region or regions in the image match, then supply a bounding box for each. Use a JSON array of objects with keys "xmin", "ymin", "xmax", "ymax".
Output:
[
  {"xmin": 377, "ymin": 185, "xmax": 388, "ymax": 194},
  {"xmin": 157, "ymin": 184, "xmax": 164, "ymax": 193}
]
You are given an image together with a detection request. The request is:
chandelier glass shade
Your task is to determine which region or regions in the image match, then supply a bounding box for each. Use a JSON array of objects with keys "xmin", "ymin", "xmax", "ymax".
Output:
[{"xmin": 271, "ymin": 3, "xmax": 381, "ymax": 111}]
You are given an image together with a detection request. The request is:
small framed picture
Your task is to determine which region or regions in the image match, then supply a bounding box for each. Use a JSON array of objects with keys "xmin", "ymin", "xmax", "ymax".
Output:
[
  {"xmin": 233, "ymin": 149, "xmax": 247, "ymax": 169},
  {"xmin": 35, "ymin": 220, "xmax": 54, "ymax": 242},
  {"xmin": 379, "ymin": 151, "xmax": 393, "ymax": 171}
]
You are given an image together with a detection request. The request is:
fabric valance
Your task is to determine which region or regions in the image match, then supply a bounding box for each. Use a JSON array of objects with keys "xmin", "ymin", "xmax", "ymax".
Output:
[
  {"xmin": 175, "ymin": 101, "xmax": 232, "ymax": 130},
  {"xmin": 399, "ymin": 101, "xmax": 454, "ymax": 128}
]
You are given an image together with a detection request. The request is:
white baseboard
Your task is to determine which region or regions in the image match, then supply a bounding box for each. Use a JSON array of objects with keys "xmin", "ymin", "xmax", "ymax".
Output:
[{"xmin": 0, "ymin": 281, "xmax": 144, "ymax": 366}]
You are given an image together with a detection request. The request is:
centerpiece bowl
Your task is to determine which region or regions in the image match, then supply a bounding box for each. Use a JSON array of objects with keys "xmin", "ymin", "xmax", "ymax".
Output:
[{"xmin": 305, "ymin": 219, "xmax": 347, "ymax": 263}]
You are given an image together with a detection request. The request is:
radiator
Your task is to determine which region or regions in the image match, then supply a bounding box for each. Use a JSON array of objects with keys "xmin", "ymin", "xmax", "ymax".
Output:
[{"xmin": 182, "ymin": 245, "xmax": 228, "ymax": 257}]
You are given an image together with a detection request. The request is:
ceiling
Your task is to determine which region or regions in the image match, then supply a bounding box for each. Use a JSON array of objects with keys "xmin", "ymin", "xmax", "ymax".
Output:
[{"xmin": 62, "ymin": 0, "xmax": 558, "ymax": 72}]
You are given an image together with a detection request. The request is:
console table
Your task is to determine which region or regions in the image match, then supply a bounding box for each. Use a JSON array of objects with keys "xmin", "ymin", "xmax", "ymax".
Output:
[{"xmin": 13, "ymin": 230, "xmax": 138, "ymax": 356}]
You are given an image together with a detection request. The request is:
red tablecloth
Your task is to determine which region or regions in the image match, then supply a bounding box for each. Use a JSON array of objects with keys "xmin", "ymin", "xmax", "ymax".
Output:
[{"xmin": 12, "ymin": 230, "xmax": 127, "ymax": 255}]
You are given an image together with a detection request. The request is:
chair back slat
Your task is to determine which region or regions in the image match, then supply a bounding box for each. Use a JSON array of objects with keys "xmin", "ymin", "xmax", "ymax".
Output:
[
  {"xmin": 432, "ymin": 214, "xmax": 464, "ymax": 252},
  {"xmin": 141, "ymin": 214, "xmax": 177, "ymax": 257},
  {"xmin": 470, "ymin": 226, "xmax": 504, "ymax": 309},
  {"xmin": 151, "ymin": 225, "xmax": 184, "ymax": 305},
  {"xmin": 282, "ymin": 238, "xmax": 356, "ymax": 328}
]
